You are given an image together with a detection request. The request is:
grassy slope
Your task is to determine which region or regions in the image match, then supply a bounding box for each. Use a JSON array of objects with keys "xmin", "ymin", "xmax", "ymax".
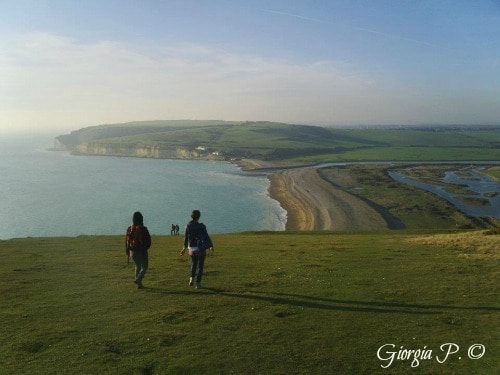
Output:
[
  {"xmin": 1, "ymin": 232, "xmax": 498, "ymax": 374},
  {"xmin": 56, "ymin": 122, "xmax": 500, "ymax": 161}
]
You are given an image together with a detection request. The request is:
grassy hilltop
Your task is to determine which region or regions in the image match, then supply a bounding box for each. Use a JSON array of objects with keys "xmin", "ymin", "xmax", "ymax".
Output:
[
  {"xmin": 55, "ymin": 121, "xmax": 500, "ymax": 162},
  {"xmin": 13, "ymin": 121, "xmax": 497, "ymax": 374},
  {"xmin": 1, "ymin": 231, "xmax": 498, "ymax": 374}
]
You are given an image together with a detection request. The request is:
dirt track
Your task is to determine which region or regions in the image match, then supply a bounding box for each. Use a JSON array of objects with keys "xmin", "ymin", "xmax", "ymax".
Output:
[{"xmin": 268, "ymin": 168, "xmax": 391, "ymax": 231}]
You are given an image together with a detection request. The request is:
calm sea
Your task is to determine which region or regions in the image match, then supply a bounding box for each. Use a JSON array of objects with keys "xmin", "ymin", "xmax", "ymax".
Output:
[{"xmin": 0, "ymin": 135, "xmax": 286, "ymax": 239}]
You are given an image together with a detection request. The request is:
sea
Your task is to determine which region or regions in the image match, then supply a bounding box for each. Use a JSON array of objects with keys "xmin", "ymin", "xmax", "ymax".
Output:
[{"xmin": 0, "ymin": 135, "xmax": 286, "ymax": 240}]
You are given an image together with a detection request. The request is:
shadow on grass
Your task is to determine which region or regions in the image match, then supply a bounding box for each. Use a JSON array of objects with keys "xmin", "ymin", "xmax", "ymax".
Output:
[
  {"xmin": 138, "ymin": 287, "xmax": 500, "ymax": 315},
  {"xmin": 255, "ymin": 291, "xmax": 500, "ymax": 313}
]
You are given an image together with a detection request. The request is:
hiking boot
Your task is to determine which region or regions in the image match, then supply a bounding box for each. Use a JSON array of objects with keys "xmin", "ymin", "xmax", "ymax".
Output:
[
  {"xmin": 135, "ymin": 280, "xmax": 144, "ymax": 289},
  {"xmin": 196, "ymin": 282, "xmax": 203, "ymax": 289},
  {"xmin": 189, "ymin": 277, "xmax": 194, "ymax": 286}
]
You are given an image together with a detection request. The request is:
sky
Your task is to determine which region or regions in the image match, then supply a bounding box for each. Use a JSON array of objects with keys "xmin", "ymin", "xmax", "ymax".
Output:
[{"xmin": 1, "ymin": 0, "xmax": 500, "ymax": 134}]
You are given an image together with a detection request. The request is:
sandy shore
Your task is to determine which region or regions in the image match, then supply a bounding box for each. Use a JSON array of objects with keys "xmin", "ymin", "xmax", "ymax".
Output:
[
  {"xmin": 268, "ymin": 168, "xmax": 393, "ymax": 231},
  {"xmin": 237, "ymin": 158, "xmax": 399, "ymax": 231}
]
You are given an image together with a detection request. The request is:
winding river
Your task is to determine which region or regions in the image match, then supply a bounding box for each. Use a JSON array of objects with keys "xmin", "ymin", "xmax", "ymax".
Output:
[{"xmin": 388, "ymin": 169, "xmax": 499, "ymax": 219}]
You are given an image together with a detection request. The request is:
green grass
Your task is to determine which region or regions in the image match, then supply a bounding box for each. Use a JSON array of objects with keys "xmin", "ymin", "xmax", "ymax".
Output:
[
  {"xmin": 297, "ymin": 146, "xmax": 500, "ymax": 162},
  {"xmin": 1, "ymin": 232, "xmax": 498, "ymax": 374}
]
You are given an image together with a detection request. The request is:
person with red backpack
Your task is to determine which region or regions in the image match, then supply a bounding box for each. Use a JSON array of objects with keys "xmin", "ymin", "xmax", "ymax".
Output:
[{"xmin": 126, "ymin": 211, "xmax": 152, "ymax": 289}]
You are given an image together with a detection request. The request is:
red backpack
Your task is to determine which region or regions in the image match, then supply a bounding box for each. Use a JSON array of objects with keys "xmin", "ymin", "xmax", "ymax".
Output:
[{"xmin": 126, "ymin": 224, "xmax": 144, "ymax": 252}]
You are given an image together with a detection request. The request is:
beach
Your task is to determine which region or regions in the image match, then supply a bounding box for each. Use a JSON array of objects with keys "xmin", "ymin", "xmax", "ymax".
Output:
[{"xmin": 268, "ymin": 167, "xmax": 392, "ymax": 231}]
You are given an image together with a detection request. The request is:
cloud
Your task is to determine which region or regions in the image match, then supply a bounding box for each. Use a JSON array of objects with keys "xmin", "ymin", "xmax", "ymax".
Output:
[
  {"xmin": 1, "ymin": 32, "xmax": 380, "ymax": 131},
  {"xmin": 2, "ymin": 31, "xmax": 497, "ymax": 133}
]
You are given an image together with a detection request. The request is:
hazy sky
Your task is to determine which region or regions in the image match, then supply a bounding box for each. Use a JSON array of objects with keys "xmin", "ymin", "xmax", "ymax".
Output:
[{"xmin": 1, "ymin": 0, "xmax": 499, "ymax": 134}]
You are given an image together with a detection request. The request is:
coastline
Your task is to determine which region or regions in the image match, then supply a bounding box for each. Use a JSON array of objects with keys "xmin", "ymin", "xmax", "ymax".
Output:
[
  {"xmin": 268, "ymin": 172, "xmax": 313, "ymax": 231},
  {"xmin": 267, "ymin": 168, "xmax": 392, "ymax": 231},
  {"xmin": 236, "ymin": 158, "xmax": 397, "ymax": 231}
]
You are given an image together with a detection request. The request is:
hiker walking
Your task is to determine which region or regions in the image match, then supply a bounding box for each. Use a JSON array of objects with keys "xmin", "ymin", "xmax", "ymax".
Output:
[
  {"xmin": 180, "ymin": 210, "xmax": 214, "ymax": 289},
  {"xmin": 126, "ymin": 212, "xmax": 151, "ymax": 289}
]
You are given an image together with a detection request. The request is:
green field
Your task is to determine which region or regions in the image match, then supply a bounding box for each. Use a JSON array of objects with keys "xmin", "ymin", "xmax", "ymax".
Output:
[
  {"xmin": 1, "ymin": 231, "xmax": 498, "ymax": 374},
  {"xmin": 55, "ymin": 121, "xmax": 500, "ymax": 162}
]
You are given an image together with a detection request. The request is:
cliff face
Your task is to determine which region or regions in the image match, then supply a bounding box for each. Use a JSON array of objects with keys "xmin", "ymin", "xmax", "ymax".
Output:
[
  {"xmin": 76, "ymin": 143, "xmax": 161, "ymax": 158},
  {"xmin": 73, "ymin": 142, "xmax": 217, "ymax": 160}
]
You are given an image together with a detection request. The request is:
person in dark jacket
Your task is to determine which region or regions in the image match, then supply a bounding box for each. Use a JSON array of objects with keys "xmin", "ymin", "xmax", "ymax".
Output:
[
  {"xmin": 126, "ymin": 211, "xmax": 151, "ymax": 289},
  {"xmin": 180, "ymin": 210, "xmax": 213, "ymax": 289}
]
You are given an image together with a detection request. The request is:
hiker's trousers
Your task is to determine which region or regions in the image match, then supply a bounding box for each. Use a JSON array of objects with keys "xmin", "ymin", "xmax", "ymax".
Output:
[
  {"xmin": 190, "ymin": 254, "xmax": 206, "ymax": 283},
  {"xmin": 132, "ymin": 250, "xmax": 148, "ymax": 282}
]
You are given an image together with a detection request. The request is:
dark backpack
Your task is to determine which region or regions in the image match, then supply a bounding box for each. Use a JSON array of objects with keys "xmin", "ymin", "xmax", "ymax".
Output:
[
  {"xmin": 186, "ymin": 221, "xmax": 212, "ymax": 254},
  {"xmin": 195, "ymin": 223, "xmax": 212, "ymax": 251}
]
